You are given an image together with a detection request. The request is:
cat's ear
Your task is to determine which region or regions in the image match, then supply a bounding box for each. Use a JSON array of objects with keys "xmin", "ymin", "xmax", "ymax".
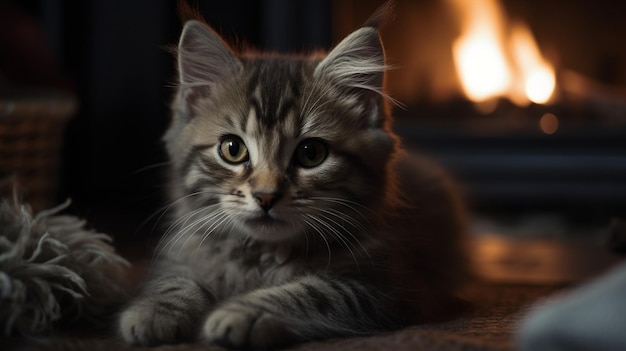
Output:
[
  {"xmin": 314, "ymin": 25, "xmax": 386, "ymax": 102},
  {"xmin": 177, "ymin": 20, "xmax": 242, "ymax": 86}
]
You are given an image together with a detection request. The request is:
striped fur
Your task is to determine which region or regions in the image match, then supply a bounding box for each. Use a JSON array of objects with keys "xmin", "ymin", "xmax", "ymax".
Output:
[{"xmin": 118, "ymin": 16, "xmax": 468, "ymax": 349}]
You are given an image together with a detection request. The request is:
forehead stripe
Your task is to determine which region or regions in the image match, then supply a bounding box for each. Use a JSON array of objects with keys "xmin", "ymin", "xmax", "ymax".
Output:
[{"xmin": 244, "ymin": 59, "xmax": 305, "ymax": 128}]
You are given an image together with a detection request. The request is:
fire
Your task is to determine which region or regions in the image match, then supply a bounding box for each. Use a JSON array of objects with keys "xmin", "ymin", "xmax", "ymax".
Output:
[
  {"xmin": 449, "ymin": 0, "xmax": 555, "ymax": 106},
  {"xmin": 510, "ymin": 23, "xmax": 556, "ymax": 104}
]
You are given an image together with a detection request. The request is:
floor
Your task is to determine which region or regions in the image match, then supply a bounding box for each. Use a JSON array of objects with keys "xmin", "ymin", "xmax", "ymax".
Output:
[{"xmin": 4, "ymin": 216, "xmax": 624, "ymax": 351}]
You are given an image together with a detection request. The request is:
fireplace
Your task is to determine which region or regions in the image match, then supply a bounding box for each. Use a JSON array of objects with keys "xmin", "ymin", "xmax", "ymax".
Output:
[{"xmin": 335, "ymin": 0, "xmax": 626, "ymax": 220}]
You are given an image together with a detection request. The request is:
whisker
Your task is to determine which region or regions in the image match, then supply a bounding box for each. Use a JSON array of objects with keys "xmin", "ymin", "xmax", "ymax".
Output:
[
  {"xmin": 300, "ymin": 215, "xmax": 332, "ymax": 270},
  {"xmin": 155, "ymin": 204, "xmax": 222, "ymax": 259},
  {"xmin": 305, "ymin": 213, "xmax": 361, "ymax": 271},
  {"xmin": 319, "ymin": 211, "xmax": 376, "ymax": 270},
  {"xmin": 132, "ymin": 161, "xmax": 172, "ymax": 176},
  {"xmin": 161, "ymin": 203, "xmax": 216, "ymax": 239},
  {"xmin": 173, "ymin": 207, "xmax": 226, "ymax": 252},
  {"xmin": 310, "ymin": 196, "xmax": 376, "ymax": 215},
  {"xmin": 196, "ymin": 210, "xmax": 231, "ymax": 249},
  {"xmin": 310, "ymin": 196, "xmax": 377, "ymax": 228},
  {"xmin": 309, "ymin": 206, "xmax": 371, "ymax": 238},
  {"xmin": 154, "ymin": 206, "xmax": 205, "ymax": 256},
  {"xmin": 138, "ymin": 190, "xmax": 213, "ymax": 238}
]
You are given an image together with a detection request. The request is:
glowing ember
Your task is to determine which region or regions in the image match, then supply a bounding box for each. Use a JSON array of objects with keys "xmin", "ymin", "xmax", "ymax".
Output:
[
  {"xmin": 449, "ymin": 0, "xmax": 556, "ymax": 106},
  {"xmin": 539, "ymin": 113, "xmax": 559, "ymax": 134}
]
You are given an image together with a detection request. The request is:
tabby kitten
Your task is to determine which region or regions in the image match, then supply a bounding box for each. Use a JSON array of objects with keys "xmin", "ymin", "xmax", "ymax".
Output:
[{"xmin": 118, "ymin": 11, "xmax": 468, "ymax": 349}]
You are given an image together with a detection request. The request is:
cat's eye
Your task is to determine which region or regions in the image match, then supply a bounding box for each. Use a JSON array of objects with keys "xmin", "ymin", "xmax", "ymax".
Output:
[
  {"xmin": 295, "ymin": 139, "xmax": 328, "ymax": 168},
  {"xmin": 219, "ymin": 135, "xmax": 249, "ymax": 164}
]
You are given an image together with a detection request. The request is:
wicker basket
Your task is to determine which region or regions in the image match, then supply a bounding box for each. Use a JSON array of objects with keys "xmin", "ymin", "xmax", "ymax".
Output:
[{"xmin": 0, "ymin": 90, "xmax": 77, "ymax": 211}]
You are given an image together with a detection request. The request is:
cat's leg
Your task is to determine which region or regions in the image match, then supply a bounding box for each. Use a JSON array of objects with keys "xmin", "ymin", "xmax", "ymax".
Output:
[
  {"xmin": 201, "ymin": 274, "xmax": 390, "ymax": 349},
  {"xmin": 118, "ymin": 275, "xmax": 214, "ymax": 346}
]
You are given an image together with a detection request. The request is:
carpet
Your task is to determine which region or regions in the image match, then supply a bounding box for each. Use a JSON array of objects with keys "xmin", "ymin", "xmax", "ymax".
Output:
[
  {"xmin": 6, "ymin": 234, "xmax": 619, "ymax": 351},
  {"xmin": 4, "ymin": 281, "xmax": 560, "ymax": 351}
]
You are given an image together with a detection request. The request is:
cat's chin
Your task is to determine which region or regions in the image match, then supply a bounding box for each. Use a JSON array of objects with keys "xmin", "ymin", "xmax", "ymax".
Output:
[{"xmin": 239, "ymin": 216, "xmax": 301, "ymax": 243}]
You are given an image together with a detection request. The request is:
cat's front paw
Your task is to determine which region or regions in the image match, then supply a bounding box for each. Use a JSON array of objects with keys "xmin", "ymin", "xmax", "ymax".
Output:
[
  {"xmin": 118, "ymin": 276, "xmax": 212, "ymax": 346},
  {"xmin": 118, "ymin": 301, "xmax": 196, "ymax": 346},
  {"xmin": 202, "ymin": 304, "xmax": 293, "ymax": 349}
]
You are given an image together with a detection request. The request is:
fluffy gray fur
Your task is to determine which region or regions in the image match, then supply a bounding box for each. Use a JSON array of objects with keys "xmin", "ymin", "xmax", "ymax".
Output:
[
  {"xmin": 0, "ymin": 194, "xmax": 129, "ymax": 336},
  {"xmin": 119, "ymin": 17, "xmax": 467, "ymax": 349}
]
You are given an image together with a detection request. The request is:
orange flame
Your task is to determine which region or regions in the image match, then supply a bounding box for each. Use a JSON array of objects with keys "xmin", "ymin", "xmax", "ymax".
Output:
[{"xmin": 450, "ymin": 0, "xmax": 555, "ymax": 106}]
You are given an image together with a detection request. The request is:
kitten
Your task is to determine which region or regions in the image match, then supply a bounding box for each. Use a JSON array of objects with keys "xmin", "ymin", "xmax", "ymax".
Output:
[{"xmin": 118, "ymin": 8, "xmax": 468, "ymax": 349}]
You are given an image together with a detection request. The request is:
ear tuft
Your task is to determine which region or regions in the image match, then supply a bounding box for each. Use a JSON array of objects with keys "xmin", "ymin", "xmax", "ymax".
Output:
[
  {"xmin": 314, "ymin": 27, "xmax": 386, "ymax": 97},
  {"xmin": 177, "ymin": 20, "xmax": 242, "ymax": 87}
]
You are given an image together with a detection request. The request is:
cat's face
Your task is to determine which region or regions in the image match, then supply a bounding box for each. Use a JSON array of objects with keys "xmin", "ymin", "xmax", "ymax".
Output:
[{"xmin": 164, "ymin": 21, "xmax": 396, "ymax": 243}]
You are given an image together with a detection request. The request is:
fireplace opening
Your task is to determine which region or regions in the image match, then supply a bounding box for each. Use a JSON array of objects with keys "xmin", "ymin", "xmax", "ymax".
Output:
[{"xmin": 336, "ymin": 0, "xmax": 626, "ymax": 229}]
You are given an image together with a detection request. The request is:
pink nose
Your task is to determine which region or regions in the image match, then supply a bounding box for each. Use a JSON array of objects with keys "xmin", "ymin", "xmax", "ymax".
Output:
[{"xmin": 253, "ymin": 192, "xmax": 282, "ymax": 212}]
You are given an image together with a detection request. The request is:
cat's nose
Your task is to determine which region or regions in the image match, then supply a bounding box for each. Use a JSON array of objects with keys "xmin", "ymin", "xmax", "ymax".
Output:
[{"xmin": 253, "ymin": 191, "xmax": 282, "ymax": 212}]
